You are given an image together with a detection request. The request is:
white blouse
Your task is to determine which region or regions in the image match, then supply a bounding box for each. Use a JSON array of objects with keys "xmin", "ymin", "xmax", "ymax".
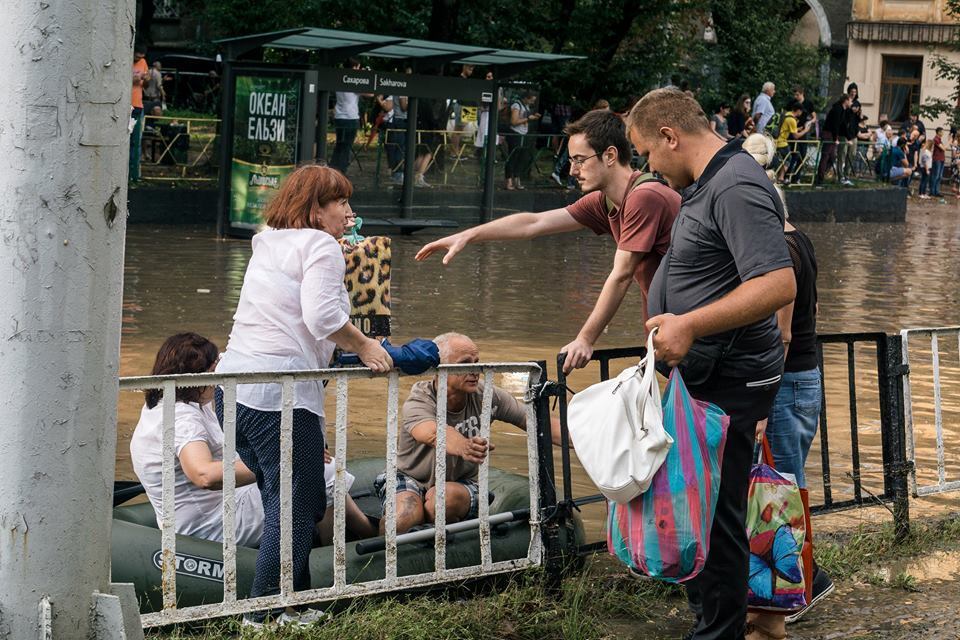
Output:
[
  {"xmin": 216, "ymin": 228, "xmax": 350, "ymax": 418},
  {"xmin": 130, "ymin": 401, "xmax": 265, "ymax": 547}
]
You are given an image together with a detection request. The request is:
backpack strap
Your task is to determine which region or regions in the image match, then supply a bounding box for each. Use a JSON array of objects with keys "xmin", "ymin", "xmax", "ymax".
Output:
[{"xmin": 604, "ymin": 172, "xmax": 666, "ymax": 215}]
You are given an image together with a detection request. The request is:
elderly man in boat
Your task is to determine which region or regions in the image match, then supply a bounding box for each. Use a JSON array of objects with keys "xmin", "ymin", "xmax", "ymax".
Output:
[{"xmin": 375, "ymin": 332, "xmax": 563, "ymax": 534}]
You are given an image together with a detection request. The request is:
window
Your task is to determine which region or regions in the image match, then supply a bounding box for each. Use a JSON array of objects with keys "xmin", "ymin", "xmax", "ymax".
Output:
[{"xmin": 879, "ymin": 56, "xmax": 923, "ymax": 124}]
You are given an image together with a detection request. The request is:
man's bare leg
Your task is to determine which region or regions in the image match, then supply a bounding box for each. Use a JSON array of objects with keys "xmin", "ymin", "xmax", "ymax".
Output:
[
  {"xmin": 423, "ymin": 483, "xmax": 472, "ymax": 524},
  {"xmin": 380, "ymin": 490, "xmax": 426, "ymax": 535}
]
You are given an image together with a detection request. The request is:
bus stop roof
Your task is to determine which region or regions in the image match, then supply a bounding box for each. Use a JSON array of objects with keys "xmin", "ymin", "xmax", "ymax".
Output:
[{"xmin": 215, "ymin": 27, "xmax": 583, "ymax": 76}]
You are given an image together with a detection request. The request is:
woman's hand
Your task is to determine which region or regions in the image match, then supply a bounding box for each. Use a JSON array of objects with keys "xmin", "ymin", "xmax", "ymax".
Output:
[{"xmin": 357, "ymin": 338, "xmax": 393, "ymax": 373}]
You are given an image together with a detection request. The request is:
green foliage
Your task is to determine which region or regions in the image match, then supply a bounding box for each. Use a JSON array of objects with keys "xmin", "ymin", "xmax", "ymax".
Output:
[
  {"xmin": 692, "ymin": 0, "xmax": 828, "ymax": 112},
  {"xmin": 921, "ymin": 0, "xmax": 960, "ymax": 127},
  {"xmin": 171, "ymin": 0, "xmax": 827, "ymax": 115}
]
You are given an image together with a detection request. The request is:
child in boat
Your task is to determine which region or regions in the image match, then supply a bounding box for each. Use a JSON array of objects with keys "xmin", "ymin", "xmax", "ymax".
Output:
[{"xmin": 130, "ymin": 332, "xmax": 375, "ymax": 547}]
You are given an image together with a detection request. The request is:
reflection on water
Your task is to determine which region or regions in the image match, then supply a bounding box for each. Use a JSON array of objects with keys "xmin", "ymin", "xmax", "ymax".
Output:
[{"xmin": 117, "ymin": 205, "xmax": 960, "ymax": 539}]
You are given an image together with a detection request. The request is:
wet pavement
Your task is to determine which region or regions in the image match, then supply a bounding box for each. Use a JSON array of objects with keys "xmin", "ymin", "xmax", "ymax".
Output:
[{"xmin": 600, "ymin": 545, "xmax": 960, "ymax": 639}]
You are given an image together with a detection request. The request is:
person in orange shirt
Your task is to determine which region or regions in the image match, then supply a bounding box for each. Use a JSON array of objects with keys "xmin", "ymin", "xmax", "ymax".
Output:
[{"xmin": 130, "ymin": 47, "xmax": 149, "ymax": 182}]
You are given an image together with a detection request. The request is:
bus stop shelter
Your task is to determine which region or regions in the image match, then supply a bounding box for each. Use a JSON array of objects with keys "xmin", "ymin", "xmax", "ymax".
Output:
[{"xmin": 213, "ymin": 28, "xmax": 581, "ymax": 237}]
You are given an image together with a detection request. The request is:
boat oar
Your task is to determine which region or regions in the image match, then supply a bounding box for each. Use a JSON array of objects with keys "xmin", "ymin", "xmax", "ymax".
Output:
[{"xmin": 356, "ymin": 508, "xmax": 530, "ymax": 555}]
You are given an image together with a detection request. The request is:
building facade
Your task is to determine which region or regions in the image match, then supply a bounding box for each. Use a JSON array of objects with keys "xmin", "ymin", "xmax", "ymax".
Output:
[{"xmin": 846, "ymin": 0, "xmax": 960, "ymax": 128}]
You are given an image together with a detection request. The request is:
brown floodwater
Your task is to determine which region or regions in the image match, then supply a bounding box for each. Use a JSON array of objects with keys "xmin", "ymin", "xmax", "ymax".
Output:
[{"xmin": 116, "ymin": 201, "xmax": 960, "ymax": 538}]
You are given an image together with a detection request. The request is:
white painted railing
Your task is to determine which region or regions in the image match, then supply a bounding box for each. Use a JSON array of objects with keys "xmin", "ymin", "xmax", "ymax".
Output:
[
  {"xmin": 118, "ymin": 363, "xmax": 543, "ymax": 627},
  {"xmin": 900, "ymin": 327, "xmax": 960, "ymax": 497}
]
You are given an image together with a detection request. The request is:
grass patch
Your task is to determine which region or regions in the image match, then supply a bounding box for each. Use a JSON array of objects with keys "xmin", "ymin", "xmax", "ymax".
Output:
[
  {"xmin": 151, "ymin": 515, "xmax": 960, "ymax": 639},
  {"xmin": 148, "ymin": 560, "xmax": 682, "ymax": 640},
  {"xmin": 814, "ymin": 513, "xmax": 960, "ymax": 581}
]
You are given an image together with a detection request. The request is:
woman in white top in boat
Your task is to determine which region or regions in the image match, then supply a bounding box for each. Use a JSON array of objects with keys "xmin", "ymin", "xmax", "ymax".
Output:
[
  {"xmin": 130, "ymin": 333, "xmax": 377, "ymax": 548},
  {"xmin": 131, "ymin": 333, "xmax": 264, "ymax": 546},
  {"xmin": 215, "ymin": 165, "xmax": 392, "ymax": 612}
]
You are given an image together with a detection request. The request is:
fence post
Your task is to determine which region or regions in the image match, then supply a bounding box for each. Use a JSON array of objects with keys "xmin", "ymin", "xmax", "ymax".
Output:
[
  {"xmin": 532, "ymin": 362, "xmax": 565, "ymax": 588},
  {"xmin": 881, "ymin": 334, "xmax": 911, "ymax": 542}
]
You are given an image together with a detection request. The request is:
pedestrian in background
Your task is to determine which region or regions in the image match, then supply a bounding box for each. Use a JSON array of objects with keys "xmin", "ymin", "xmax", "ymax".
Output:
[
  {"xmin": 130, "ymin": 46, "xmax": 149, "ymax": 182},
  {"xmin": 330, "ymin": 59, "xmax": 369, "ymax": 175},
  {"xmin": 728, "ymin": 94, "xmax": 754, "ymax": 138},
  {"xmin": 816, "ymin": 94, "xmax": 851, "ymax": 186}
]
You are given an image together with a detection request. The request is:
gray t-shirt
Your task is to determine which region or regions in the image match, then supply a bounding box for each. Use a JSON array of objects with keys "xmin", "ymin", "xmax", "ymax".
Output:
[
  {"xmin": 647, "ymin": 139, "xmax": 793, "ymax": 379},
  {"xmin": 398, "ymin": 380, "xmax": 527, "ymax": 489},
  {"xmin": 390, "ymin": 95, "xmax": 407, "ymax": 122}
]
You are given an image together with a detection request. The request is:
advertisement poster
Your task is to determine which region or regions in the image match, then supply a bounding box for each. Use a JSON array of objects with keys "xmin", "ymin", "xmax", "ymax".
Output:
[{"xmin": 229, "ymin": 75, "xmax": 302, "ymax": 230}]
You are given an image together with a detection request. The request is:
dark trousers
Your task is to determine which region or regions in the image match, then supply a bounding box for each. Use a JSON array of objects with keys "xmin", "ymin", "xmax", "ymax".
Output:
[
  {"xmin": 215, "ymin": 390, "xmax": 327, "ymax": 603},
  {"xmin": 684, "ymin": 374, "xmax": 782, "ymax": 640},
  {"xmin": 331, "ymin": 118, "xmax": 359, "ymax": 174},
  {"xmin": 129, "ymin": 107, "xmax": 144, "ymax": 181},
  {"xmin": 505, "ymin": 132, "xmax": 529, "ymax": 180},
  {"xmin": 385, "ymin": 122, "xmax": 407, "ymax": 174},
  {"xmin": 816, "ymin": 133, "xmax": 839, "ymax": 183}
]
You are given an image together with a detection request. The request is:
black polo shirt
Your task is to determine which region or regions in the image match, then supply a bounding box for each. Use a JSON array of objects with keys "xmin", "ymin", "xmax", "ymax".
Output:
[{"xmin": 647, "ymin": 138, "xmax": 793, "ymax": 380}]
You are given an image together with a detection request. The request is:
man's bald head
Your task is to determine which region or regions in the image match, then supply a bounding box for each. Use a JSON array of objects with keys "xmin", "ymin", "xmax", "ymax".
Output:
[{"xmin": 434, "ymin": 332, "xmax": 477, "ymax": 364}]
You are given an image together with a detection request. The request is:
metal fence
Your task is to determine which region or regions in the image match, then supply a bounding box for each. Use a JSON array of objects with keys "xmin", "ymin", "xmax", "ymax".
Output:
[
  {"xmin": 119, "ymin": 362, "xmax": 544, "ymax": 627},
  {"xmin": 900, "ymin": 326, "xmax": 960, "ymax": 497},
  {"xmin": 368, "ymin": 129, "xmax": 562, "ymax": 189},
  {"xmin": 140, "ymin": 115, "xmax": 220, "ymax": 182},
  {"xmin": 548, "ymin": 331, "xmax": 914, "ymax": 554}
]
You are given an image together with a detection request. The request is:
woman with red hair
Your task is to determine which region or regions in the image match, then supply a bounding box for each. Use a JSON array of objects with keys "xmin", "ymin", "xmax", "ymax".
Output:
[{"xmin": 215, "ymin": 164, "xmax": 391, "ymax": 625}]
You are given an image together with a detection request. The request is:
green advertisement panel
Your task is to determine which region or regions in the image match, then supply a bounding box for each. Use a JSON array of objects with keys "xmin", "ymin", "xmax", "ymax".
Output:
[{"xmin": 229, "ymin": 74, "xmax": 302, "ymax": 230}]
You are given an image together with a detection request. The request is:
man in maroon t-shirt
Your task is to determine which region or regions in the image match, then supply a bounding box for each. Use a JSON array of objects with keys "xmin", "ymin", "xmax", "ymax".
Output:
[
  {"xmin": 416, "ymin": 109, "xmax": 680, "ymax": 373},
  {"xmin": 932, "ymin": 126, "xmax": 946, "ymax": 198}
]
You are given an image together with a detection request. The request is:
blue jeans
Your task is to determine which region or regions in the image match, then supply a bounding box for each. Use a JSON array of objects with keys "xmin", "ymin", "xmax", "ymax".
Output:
[
  {"xmin": 931, "ymin": 160, "xmax": 945, "ymax": 196},
  {"xmin": 766, "ymin": 368, "xmax": 822, "ymax": 488},
  {"xmin": 919, "ymin": 167, "xmax": 930, "ymax": 195}
]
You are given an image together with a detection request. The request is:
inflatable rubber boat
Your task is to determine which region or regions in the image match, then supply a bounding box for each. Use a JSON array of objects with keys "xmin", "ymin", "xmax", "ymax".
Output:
[{"xmin": 112, "ymin": 457, "xmax": 584, "ymax": 612}]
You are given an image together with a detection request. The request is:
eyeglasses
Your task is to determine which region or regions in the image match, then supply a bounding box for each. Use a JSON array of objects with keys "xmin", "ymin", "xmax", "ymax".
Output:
[{"xmin": 570, "ymin": 152, "xmax": 603, "ymax": 168}]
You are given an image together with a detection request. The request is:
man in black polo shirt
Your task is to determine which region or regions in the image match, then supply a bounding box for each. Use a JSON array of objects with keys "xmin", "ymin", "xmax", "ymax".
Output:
[{"xmin": 627, "ymin": 88, "xmax": 797, "ymax": 640}]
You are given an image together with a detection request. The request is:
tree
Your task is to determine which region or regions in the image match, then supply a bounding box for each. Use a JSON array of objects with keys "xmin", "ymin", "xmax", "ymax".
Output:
[
  {"xmin": 168, "ymin": 0, "xmax": 818, "ymax": 113},
  {"xmin": 921, "ymin": 0, "xmax": 960, "ymax": 127},
  {"xmin": 691, "ymin": 0, "xmax": 827, "ymax": 113}
]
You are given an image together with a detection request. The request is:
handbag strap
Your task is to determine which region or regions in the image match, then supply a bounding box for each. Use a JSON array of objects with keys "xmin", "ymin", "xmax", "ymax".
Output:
[{"xmin": 758, "ymin": 434, "xmax": 775, "ymax": 467}]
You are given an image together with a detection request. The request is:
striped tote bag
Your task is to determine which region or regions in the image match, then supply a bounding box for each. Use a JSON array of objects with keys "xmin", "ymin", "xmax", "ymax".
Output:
[{"xmin": 607, "ymin": 368, "xmax": 730, "ymax": 582}]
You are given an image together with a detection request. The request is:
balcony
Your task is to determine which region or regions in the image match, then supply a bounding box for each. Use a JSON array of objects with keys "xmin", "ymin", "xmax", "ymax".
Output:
[{"xmin": 847, "ymin": 21, "xmax": 960, "ymax": 44}]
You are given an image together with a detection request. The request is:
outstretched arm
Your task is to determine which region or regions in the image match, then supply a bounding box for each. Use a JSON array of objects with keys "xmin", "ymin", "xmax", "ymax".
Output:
[
  {"xmin": 561, "ymin": 249, "xmax": 643, "ymax": 373},
  {"xmin": 415, "ymin": 208, "xmax": 583, "ymax": 264}
]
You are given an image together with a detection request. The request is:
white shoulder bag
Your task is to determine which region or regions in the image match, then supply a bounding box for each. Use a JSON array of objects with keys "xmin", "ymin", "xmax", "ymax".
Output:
[{"xmin": 566, "ymin": 329, "xmax": 673, "ymax": 504}]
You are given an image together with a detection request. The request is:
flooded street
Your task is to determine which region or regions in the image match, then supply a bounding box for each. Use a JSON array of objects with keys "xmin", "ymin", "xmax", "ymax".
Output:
[{"xmin": 117, "ymin": 201, "xmax": 960, "ymax": 539}]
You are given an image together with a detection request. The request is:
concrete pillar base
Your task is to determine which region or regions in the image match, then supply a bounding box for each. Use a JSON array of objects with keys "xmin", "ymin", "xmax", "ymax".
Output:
[{"xmin": 88, "ymin": 584, "xmax": 144, "ymax": 640}]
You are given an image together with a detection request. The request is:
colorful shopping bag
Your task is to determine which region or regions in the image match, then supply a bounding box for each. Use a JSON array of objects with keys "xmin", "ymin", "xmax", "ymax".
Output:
[
  {"xmin": 607, "ymin": 368, "xmax": 729, "ymax": 582},
  {"xmin": 745, "ymin": 445, "xmax": 808, "ymax": 612}
]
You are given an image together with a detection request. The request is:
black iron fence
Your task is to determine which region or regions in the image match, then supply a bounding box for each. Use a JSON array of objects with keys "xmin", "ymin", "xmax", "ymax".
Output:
[{"xmin": 531, "ymin": 331, "xmax": 914, "ymax": 575}]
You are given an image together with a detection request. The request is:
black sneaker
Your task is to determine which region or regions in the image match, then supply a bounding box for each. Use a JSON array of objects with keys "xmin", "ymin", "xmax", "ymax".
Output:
[{"xmin": 785, "ymin": 566, "xmax": 835, "ymax": 624}]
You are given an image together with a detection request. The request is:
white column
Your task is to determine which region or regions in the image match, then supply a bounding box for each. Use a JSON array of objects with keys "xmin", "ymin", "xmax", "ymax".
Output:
[{"xmin": 0, "ymin": 1, "xmax": 142, "ymax": 638}]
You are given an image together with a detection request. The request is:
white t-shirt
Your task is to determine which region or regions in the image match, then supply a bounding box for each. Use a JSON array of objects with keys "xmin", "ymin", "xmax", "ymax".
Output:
[
  {"xmin": 130, "ymin": 401, "xmax": 265, "ymax": 547},
  {"xmin": 216, "ymin": 228, "xmax": 350, "ymax": 417},
  {"xmin": 510, "ymin": 102, "xmax": 529, "ymax": 136},
  {"xmin": 335, "ymin": 92, "xmax": 360, "ymax": 121}
]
